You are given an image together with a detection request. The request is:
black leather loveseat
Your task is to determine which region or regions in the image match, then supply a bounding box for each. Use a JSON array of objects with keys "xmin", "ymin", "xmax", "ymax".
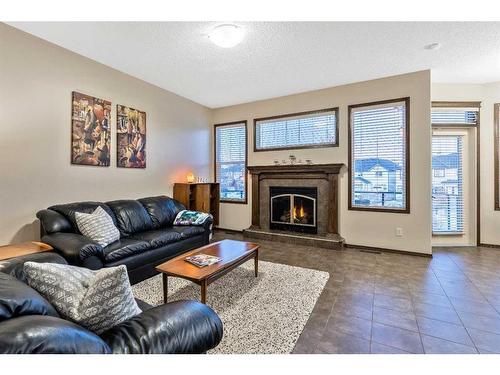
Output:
[
  {"xmin": 0, "ymin": 252, "xmax": 223, "ymax": 354},
  {"xmin": 36, "ymin": 196, "xmax": 212, "ymax": 284}
]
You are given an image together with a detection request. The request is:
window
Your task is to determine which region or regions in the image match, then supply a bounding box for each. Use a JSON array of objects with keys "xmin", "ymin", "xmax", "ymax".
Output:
[
  {"xmin": 254, "ymin": 108, "xmax": 338, "ymax": 151},
  {"xmin": 432, "ymin": 135, "xmax": 464, "ymax": 233},
  {"xmin": 214, "ymin": 121, "xmax": 247, "ymax": 203},
  {"xmin": 431, "ymin": 108, "xmax": 478, "ymax": 126},
  {"xmin": 348, "ymin": 98, "xmax": 409, "ymax": 212}
]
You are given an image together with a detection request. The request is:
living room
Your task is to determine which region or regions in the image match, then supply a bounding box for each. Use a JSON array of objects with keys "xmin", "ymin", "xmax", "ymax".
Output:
[{"xmin": 1, "ymin": 0, "xmax": 500, "ymax": 373}]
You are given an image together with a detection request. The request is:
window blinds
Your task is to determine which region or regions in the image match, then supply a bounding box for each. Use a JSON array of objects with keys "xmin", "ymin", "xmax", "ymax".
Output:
[
  {"xmin": 431, "ymin": 108, "xmax": 478, "ymax": 126},
  {"xmin": 432, "ymin": 135, "xmax": 464, "ymax": 234},
  {"xmin": 255, "ymin": 110, "xmax": 337, "ymax": 150},
  {"xmin": 215, "ymin": 123, "xmax": 246, "ymax": 202},
  {"xmin": 350, "ymin": 101, "xmax": 407, "ymax": 210}
]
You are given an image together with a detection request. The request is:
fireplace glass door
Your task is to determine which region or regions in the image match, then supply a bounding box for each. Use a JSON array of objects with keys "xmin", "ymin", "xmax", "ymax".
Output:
[{"xmin": 270, "ymin": 187, "xmax": 317, "ymax": 233}]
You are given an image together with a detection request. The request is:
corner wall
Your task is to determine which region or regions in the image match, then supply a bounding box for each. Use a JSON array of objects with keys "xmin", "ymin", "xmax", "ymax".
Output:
[
  {"xmin": 213, "ymin": 70, "xmax": 432, "ymax": 254},
  {"xmin": 0, "ymin": 24, "xmax": 213, "ymax": 244}
]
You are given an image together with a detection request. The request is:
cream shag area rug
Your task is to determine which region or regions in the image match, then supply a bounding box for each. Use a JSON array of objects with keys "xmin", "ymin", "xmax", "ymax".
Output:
[{"xmin": 132, "ymin": 261, "xmax": 329, "ymax": 354}]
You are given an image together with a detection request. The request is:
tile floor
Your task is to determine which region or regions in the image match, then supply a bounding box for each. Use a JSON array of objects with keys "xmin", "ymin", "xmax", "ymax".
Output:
[{"xmin": 213, "ymin": 230, "xmax": 500, "ymax": 354}]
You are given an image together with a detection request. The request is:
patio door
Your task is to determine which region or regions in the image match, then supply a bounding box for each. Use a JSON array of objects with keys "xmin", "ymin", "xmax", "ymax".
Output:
[{"xmin": 432, "ymin": 129, "xmax": 476, "ymax": 246}]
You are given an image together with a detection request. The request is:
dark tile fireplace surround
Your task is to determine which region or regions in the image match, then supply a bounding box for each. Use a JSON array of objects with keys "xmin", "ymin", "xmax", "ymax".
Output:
[{"xmin": 244, "ymin": 164, "xmax": 345, "ymax": 249}]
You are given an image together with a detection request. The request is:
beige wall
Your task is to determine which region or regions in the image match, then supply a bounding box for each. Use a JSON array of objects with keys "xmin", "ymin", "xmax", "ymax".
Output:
[
  {"xmin": 213, "ymin": 71, "xmax": 432, "ymax": 254},
  {"xmin": 0, "ymin": 24, "xmax": 213, "ymax": 244},
  {"xmin": 432, "ymin": 82, "xmax": 500, "ymax": 246}
]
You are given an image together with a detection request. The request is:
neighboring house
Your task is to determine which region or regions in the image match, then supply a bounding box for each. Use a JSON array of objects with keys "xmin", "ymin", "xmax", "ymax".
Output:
[
  {"xmin": 354, "ymin": 158, "xmax": 402, "ymax": 204},
  {"xmin": 432, "ymin": 152, "xmax": 460, "ymax": 195}
]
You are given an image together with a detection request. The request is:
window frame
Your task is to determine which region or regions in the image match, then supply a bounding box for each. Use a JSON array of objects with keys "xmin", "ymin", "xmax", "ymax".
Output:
[
  {"xmin": 348, "ymin": 97, "xmax": 411, "ymax": 214},
  {"xmin": 214, "ymin": 120, "xmax": 248, "ymax": 205},
  {"xmin": 495, "ymin": 103, "xmax": 500, "ymax": 210},
  {"xmin": 253, "ymin": 107, "xmax": 339, "ymax": 152}
]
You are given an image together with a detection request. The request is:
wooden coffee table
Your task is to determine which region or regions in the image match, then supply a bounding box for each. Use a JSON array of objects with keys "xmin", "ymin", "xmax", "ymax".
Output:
[{"xmin": 155, "ymin": 239, "xmax": 260, "ymax": 304}]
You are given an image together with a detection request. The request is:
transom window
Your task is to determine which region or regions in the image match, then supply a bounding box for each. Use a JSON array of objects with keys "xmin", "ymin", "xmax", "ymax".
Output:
[
  {"xmin": 254, "ymin": 108, "xmax": 338, "ymax": 151},
  {"xmin": 214, "ymin": 121, "xmax": 247, "ymax": 203},
  {"xmin": 348, "ymin": 98, "xmax": 410, "ymax": 212}
]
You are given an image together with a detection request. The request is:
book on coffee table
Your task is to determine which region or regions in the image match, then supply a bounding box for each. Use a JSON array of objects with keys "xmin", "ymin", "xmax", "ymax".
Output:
[{"xmin": 185, "ymin": 254, "xmax": 222, "ymax": 267}]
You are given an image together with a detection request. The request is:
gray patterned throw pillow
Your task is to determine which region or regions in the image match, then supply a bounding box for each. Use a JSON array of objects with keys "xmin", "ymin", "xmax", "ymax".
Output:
[
  {"xmin": 75, "ymin": 206, "xmax": 120, "ymax": 247},
  {"xmin": 23, "ymin": 262, "xmax": 141, "ymax": 334}
]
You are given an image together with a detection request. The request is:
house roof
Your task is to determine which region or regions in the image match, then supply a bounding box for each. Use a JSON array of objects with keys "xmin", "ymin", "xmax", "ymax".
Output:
[
  {"xmin": 355, "ymin": 176, "xmax": 372, "ymax": 184},
  {"xmin": 354, "ymin": 158, "xmax": 401, "ymax": 173},
  {"xmin": 432, "ymin": 152, "xmax": 459, "ymax": 170}
]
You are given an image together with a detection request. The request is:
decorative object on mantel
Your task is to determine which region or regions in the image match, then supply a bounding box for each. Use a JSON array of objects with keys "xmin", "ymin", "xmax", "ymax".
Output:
[
  {"xmin": 117, "ymin": 105, "xmax": 146, "ymax": 168},
  {"xmin": 173, "ymin": 182, "xmax": 220, "ymax": 226},
  {"xmin": 289, "ymin": 154, "xmax": 297, "ymax": 164},
  {"xmin": 186, "ymin": 172, "xmax": 195, "ymax": 183},
  {"xmin": 71, "ymin": 91, "xmax": 111, "ymax": 166}
]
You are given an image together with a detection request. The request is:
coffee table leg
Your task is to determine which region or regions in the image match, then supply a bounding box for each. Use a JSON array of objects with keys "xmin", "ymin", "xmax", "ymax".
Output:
[
  {"xmin": 254, "ymin": 249, "xmax": 259, "ymax": 277},
  {"xmin": 162, "ymin": 273, "xmax": 168, "ymax": 303},
  {"xmin": 201, "ymin": 280, "xmax": 207, "ymax": 304}
]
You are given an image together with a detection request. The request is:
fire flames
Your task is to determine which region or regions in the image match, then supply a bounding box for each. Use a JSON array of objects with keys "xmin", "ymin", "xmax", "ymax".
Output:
[{"xmin": 293, "ymin": 203, "xmax": 305, "ymax": 220}]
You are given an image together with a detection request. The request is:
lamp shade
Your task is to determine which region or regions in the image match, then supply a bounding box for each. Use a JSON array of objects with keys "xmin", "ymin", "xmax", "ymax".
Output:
[{"xmin": 186, "ymin": 172, "xmax": 195, "ymax": 183}]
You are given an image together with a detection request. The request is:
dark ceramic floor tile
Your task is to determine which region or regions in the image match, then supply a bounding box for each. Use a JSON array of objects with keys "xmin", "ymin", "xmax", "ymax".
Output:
[
  {"xmin": 374, "ymin": 294, "xmax": 413, "ymax": 313},
  {"xmin": 372, "ymin": 306, "xmax": 418, "ymax": 332},
  {"xmin": 421, "ymin": 335, "xmax": 478, "ymax": 354},
  {"xmin": 316, "ymin": 329, "xmax": 370, "ymax": 354},
  {"xmin": 457, "ymin": 310, "xmax": 500, "ymax": 335},
  {"xmin": 468, "ymin": 328, "xmax": 500, "ymax": 353},
  {"xmin": 325, "ymin": 312, "xmax": 372, "ymax": 340},
  {"xmin": 410, "ymin": 291, "xmax": 452, "ymax": 308},
  {"xmin": 371, "ymin": 322, "xmax": 424, "ymax": 354},
  {"xmin": 413, "ymin": 301, "xmax": 461, "ymax": 324},
  {"xmin": 449, "ymin": 296, "xmax": 500, "ymax": 318},
  {"xmin": 331, "ymin": 301, "xmax": 373, "ymax": 321},
  {"xmin": 370, "ymin": 342, "xmax": 410, "ymax": 354},
  {"xmin": 416, "ymin": 316, "xmax": 473, "ymax": 346}
]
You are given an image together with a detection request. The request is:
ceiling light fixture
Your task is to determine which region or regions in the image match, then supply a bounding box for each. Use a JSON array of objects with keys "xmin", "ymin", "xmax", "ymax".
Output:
[
  {"xmin": 208, "ymin": 24, "xmax": 244, "ymax": 48},
  {"xmin": 425, "ymin": 42, "xmax": 442, "ymax": 51}
]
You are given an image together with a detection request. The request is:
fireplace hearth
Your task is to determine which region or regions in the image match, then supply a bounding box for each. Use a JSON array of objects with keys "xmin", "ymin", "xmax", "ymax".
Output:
[{"xmin": 270, "ymin": 186, "xmax": 317, "ymax": 234}]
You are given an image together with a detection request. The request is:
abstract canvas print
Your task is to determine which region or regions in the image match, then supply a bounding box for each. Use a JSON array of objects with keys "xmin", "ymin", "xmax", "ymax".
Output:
[
  {"xmin": 71, "ymin": 91, "xmax": 111, "ymax": 166},
  {"xmin": 117, "ymin": 105, "xmax": 146, "ymax": 168}
]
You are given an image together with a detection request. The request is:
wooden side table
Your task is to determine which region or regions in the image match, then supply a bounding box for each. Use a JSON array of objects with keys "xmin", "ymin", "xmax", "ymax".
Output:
[{"xmin": 0, "ymin": 241, "xmax": 53, "ymax": 261}]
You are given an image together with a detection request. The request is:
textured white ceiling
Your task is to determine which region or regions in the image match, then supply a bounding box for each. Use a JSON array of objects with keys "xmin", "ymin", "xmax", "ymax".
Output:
[{"xmin": 9, "ymin": 22, "xmax": 500, "ymax": 108}]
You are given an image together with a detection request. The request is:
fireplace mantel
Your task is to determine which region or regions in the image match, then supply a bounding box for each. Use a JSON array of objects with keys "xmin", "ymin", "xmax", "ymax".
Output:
[{"xmin": 247, "ymin": 163, "xmax": 345, "ymax": 236}]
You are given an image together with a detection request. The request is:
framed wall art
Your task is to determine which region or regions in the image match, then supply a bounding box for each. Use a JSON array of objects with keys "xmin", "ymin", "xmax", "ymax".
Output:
[
  {"xmin": 117, "ymin": 105, "xmax": 146, "ymax": 168},
  {"xmin": 71, "ymin": 91, "xmax": 111, "ymax": 166}
]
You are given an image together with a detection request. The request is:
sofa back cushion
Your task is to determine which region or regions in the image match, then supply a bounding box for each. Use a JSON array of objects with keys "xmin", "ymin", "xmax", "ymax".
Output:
[
  {"xmin": 138, "ymin": 196, "xmax": 185, "ymax": 229},
  {"xmin": 49, "ymin": 202, "xmax": 117, "ymax": 234},
  {"xmin": 0, "ymin": 272, "xmax": 59, "ymax": 321},
  {"xmin": 106, "ymin": 200, "xmax": 153, "ymax": 236}
]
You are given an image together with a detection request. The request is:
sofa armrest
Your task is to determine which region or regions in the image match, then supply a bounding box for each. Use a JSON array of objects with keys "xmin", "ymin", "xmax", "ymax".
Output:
[
  {"xmin": 99, "ymin": 300, "xmax": 223, "ymax": 354},
  {"xmin": 202, "ymin": 215, "xmax": 214, "ymax": 242},
  {"xmin": 41, "ymin": 232, "xmax": 104, "ymax": 265}
]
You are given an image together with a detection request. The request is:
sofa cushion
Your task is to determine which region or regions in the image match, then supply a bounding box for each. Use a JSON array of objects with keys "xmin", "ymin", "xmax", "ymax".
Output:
[
  {"xmin": 138, "ymin": 196, "xmax": 185, "ymax": 229},
  {"xmin": 0, "ymin": 315, "xmax": 111, "ymax": 354},
  {"xmin": 0, "ymin": 272, "xmax": 59, "ymax": 321},
  {"xmin": 75, "ymin": 206, "xmax": 120, "ymax": 247},
  {"xmin": 129, "ymin": 229, "xmax": 182, "ymax": 248},
  {"xmin": 102, "ymin": 239, "xmax": 151, "ymax": 263},
  {"xmin": 173, "ymin": 226, "xmax": 206, "ymax": 239},
  {"xmin": 49, "ymin": 202, "xmax": 116, "ymax": 234},
  {"xmin": 106, "ymin": 200, "xmax": 153, "ymax": 236},
  {"xmin": 24, "ymin": 262, "xmax": 141, "ymax": 334}
]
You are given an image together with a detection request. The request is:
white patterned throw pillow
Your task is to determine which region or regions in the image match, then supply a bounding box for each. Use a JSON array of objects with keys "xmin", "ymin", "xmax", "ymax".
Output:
[
  {"xmin": 23, "ymin": 262, "xmax": 141, "ymax": 334},
  {"xmin": 75, "ymin": 206, "xmax": 120, "ymax": 247}
]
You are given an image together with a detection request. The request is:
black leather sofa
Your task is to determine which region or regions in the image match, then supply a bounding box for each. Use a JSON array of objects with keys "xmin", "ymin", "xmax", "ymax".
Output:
[
  {"xmin": 0, "ymin": 252, "xmax": 223, "ymax": 354},
  {"xmin": 36, "ymin": 195, "xmax": 212, "ymax": 284}
]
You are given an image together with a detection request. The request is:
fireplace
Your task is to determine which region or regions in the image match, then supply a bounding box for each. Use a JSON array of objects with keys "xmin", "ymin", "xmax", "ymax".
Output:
[{"xmin": 270, "ymin": 186, "xmax": 317, "ymax": 234}]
